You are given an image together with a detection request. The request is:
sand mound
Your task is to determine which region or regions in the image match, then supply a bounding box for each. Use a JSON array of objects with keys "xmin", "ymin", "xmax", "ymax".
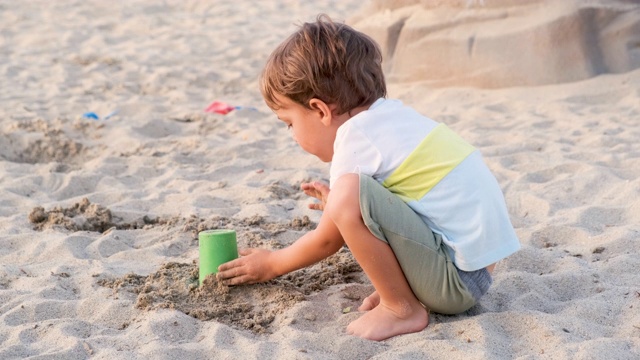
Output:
[
  {"xmin": 97, "ymin": 248, "xmax": 362, "ymax": 334},
  {"xmin": 29, "ymin": 198, "xmax": 115, "ymax": 232},
  {"xmin": 0, "ymin": 119, "xmax": 88, "ymax": 164},
  {"xmin": 28, "ymin": 197, "xmax": 316, "ymax": 236},
  {"xmin": 350, "ymin": 0, "xmax": 640, "ymax": 88}
]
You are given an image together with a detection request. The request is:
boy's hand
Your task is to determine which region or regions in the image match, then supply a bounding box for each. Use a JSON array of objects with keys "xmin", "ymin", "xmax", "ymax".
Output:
[
  {"xmin": 216, "ymin": 248, "xmax": 276, "ymax": 285},
  {"xmin": 301, "ymin": 181, "xmax": 330, "ymax": 211}
]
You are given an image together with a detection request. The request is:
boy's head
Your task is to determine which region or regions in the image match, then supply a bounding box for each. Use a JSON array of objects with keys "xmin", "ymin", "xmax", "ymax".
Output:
[{"xmin": 260, "ymin": 14, "xmax": 387, "ymax": 116}]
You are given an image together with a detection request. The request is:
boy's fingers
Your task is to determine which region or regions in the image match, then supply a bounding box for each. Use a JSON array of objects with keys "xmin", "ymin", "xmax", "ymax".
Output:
[
  {"xmin": 302, "ymin": 181, "xmax": 329, "ymax": 194},
  {"xmin": 216, "ymin": 267, "xmax": 233, "ymax": 280},
  {"xmin": 217, "ymin": 256, "xmax": 246, "ymax": 275},
  {"xmin": 308, "ymin": 203, "xmax": 323, "ymax": 211},
  {"xmin": 223, "ymin": 274, "xmax": 251, "ymax": 286},
  {"xmin": 217, "ymin": 264, "xmax": 245, "ymax": 281},
  {"xmin": 303, "ymin": 186, "xmax": 320, "ymax": 195},
  {"xmin": 301, "ymin": 183, "xmax": 316, "ymax": 193},
  {"xmin": 217, "ymin": 260, "xmax": 237, "ymax": 272}
]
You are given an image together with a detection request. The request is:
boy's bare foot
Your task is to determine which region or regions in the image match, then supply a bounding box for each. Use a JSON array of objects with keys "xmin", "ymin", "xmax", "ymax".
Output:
[
  {"xmin": 358, "ymin": 291, "xmax": 380, "ymax": 311},
  {"xmin": 347, "ymin": 301, "xmax": 429, "ymax": 341}
]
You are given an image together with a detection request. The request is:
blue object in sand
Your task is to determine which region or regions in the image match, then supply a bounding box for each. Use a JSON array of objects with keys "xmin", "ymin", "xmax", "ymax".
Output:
[
  {"xmin": 82, "ymin": 112, "xmax": 100, "ymax": 120},
  {"xmin": 82, "ymin": 110, "xmax": 118, "ymax": 120}
]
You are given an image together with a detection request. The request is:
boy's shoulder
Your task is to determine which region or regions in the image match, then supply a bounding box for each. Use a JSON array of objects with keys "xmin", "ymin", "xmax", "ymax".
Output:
[
  {"xmin": 337, "ymin": 98, "xmax": 441, "ymax": 161},
  {"xmin": 348, "ymin": 98, "xmax": 437, "ymax": 131},
  {"xmin": 348, "ymin": 98, "xmax": 402, "ymax": 126}
]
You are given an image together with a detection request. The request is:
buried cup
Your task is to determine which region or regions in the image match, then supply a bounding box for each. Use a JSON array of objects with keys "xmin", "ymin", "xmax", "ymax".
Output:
[{"xmin": 198, "ymin": 229, "xmax": 238, "ymax": 285}]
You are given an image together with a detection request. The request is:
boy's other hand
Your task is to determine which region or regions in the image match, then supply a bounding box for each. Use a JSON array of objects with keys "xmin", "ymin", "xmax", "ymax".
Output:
[
  {"xmin": 301, "ymin": 181, "xmax": 330, "ymax": 211},
  {"xmin": 216, "ymin": 248, "xmax": 276, "ymax": 285}
]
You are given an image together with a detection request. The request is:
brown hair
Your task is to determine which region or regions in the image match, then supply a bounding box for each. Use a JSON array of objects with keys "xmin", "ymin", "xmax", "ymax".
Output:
[{"xmin": 260, "ymin": 14, "xmax": 386, "ymax": 115}]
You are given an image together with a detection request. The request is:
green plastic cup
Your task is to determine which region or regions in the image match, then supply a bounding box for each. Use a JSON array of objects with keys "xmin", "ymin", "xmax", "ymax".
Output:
[{"xmin": 198, "ymin": 229, "xmax": 238, "ymax": 285}]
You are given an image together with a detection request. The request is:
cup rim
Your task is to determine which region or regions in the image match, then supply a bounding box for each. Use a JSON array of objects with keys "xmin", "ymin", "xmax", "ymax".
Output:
[{"xmin": 198, "ymin": 229, "xmax": 235, "ymax": 235}]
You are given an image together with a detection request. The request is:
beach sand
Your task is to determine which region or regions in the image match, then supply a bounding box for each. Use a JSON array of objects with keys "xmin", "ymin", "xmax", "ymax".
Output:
[{"xmin": 1, "ymin": 0, "xmax": 639, "ymax": 359}]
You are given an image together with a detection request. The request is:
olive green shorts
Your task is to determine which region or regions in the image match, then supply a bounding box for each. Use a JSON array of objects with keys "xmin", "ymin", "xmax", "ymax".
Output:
[{"xmin": 358, "ymin": 174, "xmax": 477, "ymax": 314}]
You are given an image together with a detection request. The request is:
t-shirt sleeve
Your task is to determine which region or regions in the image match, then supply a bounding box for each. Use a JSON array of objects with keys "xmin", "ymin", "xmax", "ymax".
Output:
[{"xmin": 329, "ymin": 123, "xmax": 383, "ymax": 188}]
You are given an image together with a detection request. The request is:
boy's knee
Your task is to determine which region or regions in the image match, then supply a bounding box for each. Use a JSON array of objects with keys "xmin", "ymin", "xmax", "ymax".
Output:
[{"xmin": 326, "ymin": 173, "xmax": 361, "ymax": 224}]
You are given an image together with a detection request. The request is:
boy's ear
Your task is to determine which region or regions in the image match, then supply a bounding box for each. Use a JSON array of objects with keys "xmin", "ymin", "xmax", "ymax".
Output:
[{"xmin": 308, "ymin": 98, "xmax": 335, "ymax": 126}]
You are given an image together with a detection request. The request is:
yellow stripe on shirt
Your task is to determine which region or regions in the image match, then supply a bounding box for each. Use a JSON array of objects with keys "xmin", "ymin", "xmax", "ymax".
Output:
[{"xmin": 382, "ymin": 124, "xmax": 475, "ymax": 201}]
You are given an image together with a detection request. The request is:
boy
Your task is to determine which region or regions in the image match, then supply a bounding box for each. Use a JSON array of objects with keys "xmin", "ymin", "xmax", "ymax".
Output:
[{"xmin": 217, "ymin": 15, "xmax": 520, "ymax": 341}]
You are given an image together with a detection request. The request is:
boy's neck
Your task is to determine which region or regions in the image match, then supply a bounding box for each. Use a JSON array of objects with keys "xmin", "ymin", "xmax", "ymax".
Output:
[
  {"xmin": 348, "ymin": 105, "xmax": 370, "ymax": 118},
  {"xmin": 337, "ymin": 104, "xmax": 371, "ymax": 124}
]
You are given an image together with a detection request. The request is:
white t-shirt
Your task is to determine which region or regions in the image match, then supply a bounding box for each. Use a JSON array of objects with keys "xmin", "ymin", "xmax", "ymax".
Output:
[{"xmin": 330, "ymin": 98, "xmax": 520, "ymax": 271}]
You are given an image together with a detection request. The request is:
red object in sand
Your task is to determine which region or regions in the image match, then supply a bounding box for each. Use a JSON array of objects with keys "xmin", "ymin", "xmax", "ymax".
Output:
[{"xmin": 205, "ymin": 101, "xmax": 236, "ymax": 115}]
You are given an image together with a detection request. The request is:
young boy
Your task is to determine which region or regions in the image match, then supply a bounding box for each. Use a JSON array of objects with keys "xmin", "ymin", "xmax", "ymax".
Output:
[{"xmin": 217, "ymin": 14, "xmax": 520, "ymax": 341}]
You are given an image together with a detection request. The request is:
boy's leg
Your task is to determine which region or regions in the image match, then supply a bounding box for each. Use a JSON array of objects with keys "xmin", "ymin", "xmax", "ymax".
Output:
[
  {"xmin": 325, "ymin": 174, "xmax": 429, "ymax": 341},
  {"xmin": 357, "ymin": 174, "xmax": 476, "ymax": 314}
]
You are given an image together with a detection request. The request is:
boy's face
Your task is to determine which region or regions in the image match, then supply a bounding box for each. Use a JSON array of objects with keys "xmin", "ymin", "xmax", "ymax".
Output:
[{"xmin": 272, "ymin": 93, "xmax": 338, "ymax": 162}]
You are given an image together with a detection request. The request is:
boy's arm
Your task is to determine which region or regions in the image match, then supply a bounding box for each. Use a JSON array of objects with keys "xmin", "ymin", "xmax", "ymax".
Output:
[
  {"xmin": 216, "ymin": 211, "xmax": 344, "ymax": 285},
  {"xmin": 272, "ymin": 211, "xmax": 345, "ymax": 275}
]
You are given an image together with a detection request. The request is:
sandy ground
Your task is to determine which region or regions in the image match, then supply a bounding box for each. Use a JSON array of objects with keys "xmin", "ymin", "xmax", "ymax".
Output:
[{"xmin": 1, "ymin": 0, "xmax": 639, "ymax": 359}]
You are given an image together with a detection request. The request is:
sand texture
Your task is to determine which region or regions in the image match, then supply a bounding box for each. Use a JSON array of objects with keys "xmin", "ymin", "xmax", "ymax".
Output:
[{"xmin": 1, "ymin": 0, "xmax": 640, "ymax": 359}]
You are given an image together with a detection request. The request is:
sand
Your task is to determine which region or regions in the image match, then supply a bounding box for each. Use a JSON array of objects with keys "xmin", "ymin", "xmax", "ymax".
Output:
[{"xmin": 1, "ymin": 0, "xmax": 639, "ymax": 359}]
